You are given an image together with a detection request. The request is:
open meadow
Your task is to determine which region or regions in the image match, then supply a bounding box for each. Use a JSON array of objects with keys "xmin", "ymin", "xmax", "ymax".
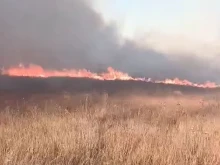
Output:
[{"xmin": 1, "ymin": 91, "xmax": 220, "ymax": 165}]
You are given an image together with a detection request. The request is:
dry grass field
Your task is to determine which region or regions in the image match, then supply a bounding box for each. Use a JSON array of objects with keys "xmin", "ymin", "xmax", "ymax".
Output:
[{"xmin": 1, "ymin": 92, "xmax": 220, "ymax": 165}]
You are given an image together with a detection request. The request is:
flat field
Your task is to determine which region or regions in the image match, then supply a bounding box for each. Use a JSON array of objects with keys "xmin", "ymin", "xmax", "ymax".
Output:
[{"xmin": 1, "ymin": 77, "xmax": 220, "ymax": 165}]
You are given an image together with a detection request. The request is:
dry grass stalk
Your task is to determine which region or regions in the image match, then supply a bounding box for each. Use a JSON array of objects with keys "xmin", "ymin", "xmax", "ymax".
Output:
[{"xmin": 0, "ymin": 93, "xmax": 220, "ymax": 164}]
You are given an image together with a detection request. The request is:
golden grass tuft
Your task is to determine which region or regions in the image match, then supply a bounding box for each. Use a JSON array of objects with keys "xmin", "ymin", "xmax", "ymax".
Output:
[{"xmin": 1, "ymin": 93, "xmax": 220, "ymax": 164}]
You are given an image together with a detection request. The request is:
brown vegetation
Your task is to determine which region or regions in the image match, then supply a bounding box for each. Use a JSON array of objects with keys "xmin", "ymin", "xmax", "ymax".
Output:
[{"xmin": 1, "ymin": 92, "xmax": 220, "ymax": 164}]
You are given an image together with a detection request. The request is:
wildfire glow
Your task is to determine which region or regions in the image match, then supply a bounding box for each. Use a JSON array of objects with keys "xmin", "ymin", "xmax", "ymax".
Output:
[{"xmin": 1, "ymin": 64, "xmax": 219, "ymax": 88}]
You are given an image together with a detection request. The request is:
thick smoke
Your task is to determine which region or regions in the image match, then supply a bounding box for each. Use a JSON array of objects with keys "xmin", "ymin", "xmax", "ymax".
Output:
[{"xmin": 0, "ymin": 0, "xmax": 218, "ymax": 82}]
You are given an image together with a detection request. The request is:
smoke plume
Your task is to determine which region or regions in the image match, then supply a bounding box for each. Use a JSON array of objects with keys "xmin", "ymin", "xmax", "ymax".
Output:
[{"xmin": 0, "ymin": 0, "xmax": 219, "ymax": 82}]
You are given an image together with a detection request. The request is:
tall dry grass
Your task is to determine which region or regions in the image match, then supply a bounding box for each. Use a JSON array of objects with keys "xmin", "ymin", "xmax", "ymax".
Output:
[{"xmin": 1, "ymin": 93, "xmax": 220, "ymax": 164}]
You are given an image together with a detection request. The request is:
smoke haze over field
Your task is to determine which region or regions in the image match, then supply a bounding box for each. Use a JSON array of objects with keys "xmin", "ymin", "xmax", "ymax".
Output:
[{"xmin": 0, "ymin": 0, "xmax": 219, "ymax": 82}]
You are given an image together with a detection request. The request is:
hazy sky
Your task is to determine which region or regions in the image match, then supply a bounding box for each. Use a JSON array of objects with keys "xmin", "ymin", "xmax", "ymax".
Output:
[
  {"xmin": 94, "ymin": 0, "xmax": 219, "ymax": 39},
  {"xmin": 94, "ymin": 0, "xmax": 220, "ymax": 58}
]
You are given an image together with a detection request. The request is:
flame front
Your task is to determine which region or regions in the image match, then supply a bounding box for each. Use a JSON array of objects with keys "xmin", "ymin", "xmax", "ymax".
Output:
[
  {"xmin": 1, "ymin": 64, "xmax": 135, "ymax": 81},
  {"xmin": 1, "ymin": 64, "xmax": 219, "ymax": 88}
]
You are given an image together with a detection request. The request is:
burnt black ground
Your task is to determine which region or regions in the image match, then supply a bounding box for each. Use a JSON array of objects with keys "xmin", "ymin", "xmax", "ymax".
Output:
[
  {"xmin": 0, "ymin": 75, "xmax": 218, "ymax": 95},
  {"xmin": 1, "ymin": 75, "xmax": 220, "ymax": 110}
]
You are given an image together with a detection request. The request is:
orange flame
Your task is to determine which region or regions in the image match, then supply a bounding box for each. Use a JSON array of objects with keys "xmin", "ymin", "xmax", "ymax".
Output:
[{"xmin": 1, "ymin": 64, "xmax": 219, "ymax": 88}]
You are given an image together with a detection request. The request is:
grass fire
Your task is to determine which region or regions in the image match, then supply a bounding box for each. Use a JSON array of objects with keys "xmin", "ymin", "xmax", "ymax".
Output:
[
  {"xmin": 1, "ymin": 0, "xmax": 220, "ymax": 164},
  {"xmin": 1, "ymin": 64, "xmax": 218, "ymax": 88}
]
